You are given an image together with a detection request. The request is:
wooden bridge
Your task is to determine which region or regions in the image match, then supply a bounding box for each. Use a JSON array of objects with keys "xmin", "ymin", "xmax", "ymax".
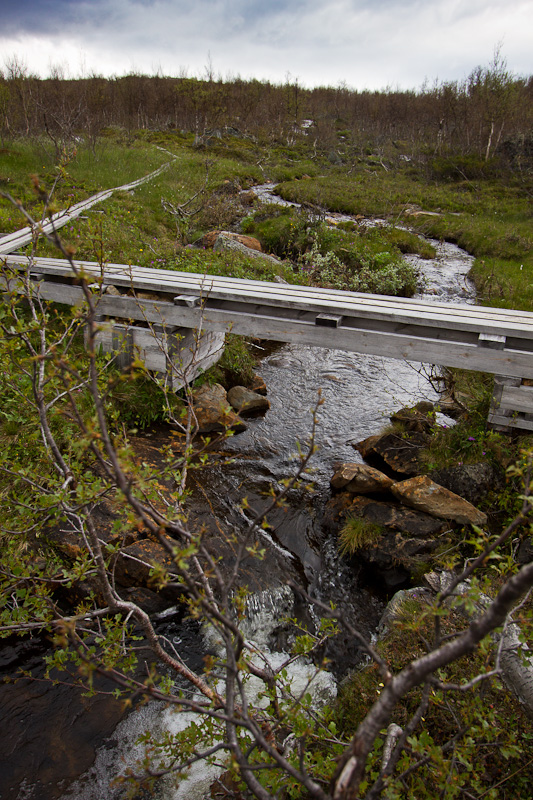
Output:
[{"xmin": 3, "ymin": 253, "xmax": 533, "ymax": 431}]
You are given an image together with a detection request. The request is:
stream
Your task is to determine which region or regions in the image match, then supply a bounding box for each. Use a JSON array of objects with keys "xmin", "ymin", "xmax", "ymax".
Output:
[{"xmin": 1, "ymin": 189, "xmax": 476, "ymax": 800}]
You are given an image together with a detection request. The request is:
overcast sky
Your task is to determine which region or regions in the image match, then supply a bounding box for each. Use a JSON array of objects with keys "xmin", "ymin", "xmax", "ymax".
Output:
[{"xmin": 1, "ymin": 0, "xmax": 531, "ymax": 90}]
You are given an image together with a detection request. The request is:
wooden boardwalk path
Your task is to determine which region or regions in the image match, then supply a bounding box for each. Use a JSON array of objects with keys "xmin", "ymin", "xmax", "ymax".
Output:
[
  {"xmin": 0, "ymin": 159, "xmax": 174, "ymax": 255},
  {"xmin": 3, "ymin": 254, "xmax": 533, "ymax": 430}
]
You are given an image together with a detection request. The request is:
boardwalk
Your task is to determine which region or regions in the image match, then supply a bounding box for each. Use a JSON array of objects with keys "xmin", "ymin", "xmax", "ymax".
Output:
[
  {"xmin": 0, "ymin": 159, "xmax": 174, "ymax": 255},
  {"xmin": 3, "ymin": 253, "xmax": 533, "ymax": 430}
]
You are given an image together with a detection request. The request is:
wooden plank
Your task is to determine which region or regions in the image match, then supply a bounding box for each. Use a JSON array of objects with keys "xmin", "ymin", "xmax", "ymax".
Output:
[
  {"xmin": 499, "ymin": 385, "xmax": 533, "ymax": 415},
  {"xmin": 0, "ymin": 161, "xmax": 174, "ymax": 255},
  {"xmin": 85, "ymin": 281, "xmax": 533, "ymax": 342},
  {"xmin": 4, "ymin": 260, "xmax": 533, "ymax": 379},
  {"xmin": 6, "ymin": 251, "xmax": 532, "ymax": 339},
  {"xmin": 92, "ymin": 318, "xmax": 225, "ymax": 389},
  {"xmin": 6, "ymin": 254, "xmax": 533, "ymax": 342},
  {"xmin": 156, "ymin": 304, "xmax": 533, "ymax": 379},
  {"xmin": 487, "ymin": 413, "xmax": 533, "ymax": 432},
  {"xmin": 33, "ymin": 285, "xmax": 529, "ymax": 379}
]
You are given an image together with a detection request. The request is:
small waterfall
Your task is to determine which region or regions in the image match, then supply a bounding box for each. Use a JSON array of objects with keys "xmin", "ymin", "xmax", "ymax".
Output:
[{"xmin": 62, "ymin": 585, "xmax": 337, "ymax": 800}]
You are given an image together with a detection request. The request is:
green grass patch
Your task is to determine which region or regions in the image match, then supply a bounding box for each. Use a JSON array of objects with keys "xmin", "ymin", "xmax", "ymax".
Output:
[
  {"xmin": 338, "ymin": 517, "xmax": 384, "ymax": 555},
  {"xmin": 276, "ymin": 165, "xmax": 533, "ymax": 310},
  {"xmin": 0, "ymin": 136, "xmax": 171, "ymax": 233}
]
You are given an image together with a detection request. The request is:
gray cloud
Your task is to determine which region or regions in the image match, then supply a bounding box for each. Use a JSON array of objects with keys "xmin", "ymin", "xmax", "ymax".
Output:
[
  {"xmin": 0, "ymin": 0, "xmax": 103, "ymax": 35},
  {"xmin": 0, "ymin": 0, "xmax": 531, "ymax": 88}
]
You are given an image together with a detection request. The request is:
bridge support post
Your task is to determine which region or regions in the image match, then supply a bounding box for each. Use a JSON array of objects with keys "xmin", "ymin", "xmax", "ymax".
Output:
[
  {"xmin": 488, "ymin": 376, "xmax": 533, "ymax": 432},
  {"xmin": 89, "ymin": 318, "xmax": 225, "ymax": 391}
]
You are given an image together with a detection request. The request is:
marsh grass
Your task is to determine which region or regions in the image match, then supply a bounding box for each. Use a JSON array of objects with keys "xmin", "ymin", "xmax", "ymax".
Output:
[
  {"xmin": 276, "ymin": 165, "xmax": 533, "ymax": 311},
  {"xmin": 0, "ymin": 137, "xmax": 170, "ymax": 232},
  {"xmin": 241, "ymin": 205, "xmax": 423, "ymax": 295},
  {"xmin": 8, "ymin": 132, "xmax": 530, "ymax": 308}
]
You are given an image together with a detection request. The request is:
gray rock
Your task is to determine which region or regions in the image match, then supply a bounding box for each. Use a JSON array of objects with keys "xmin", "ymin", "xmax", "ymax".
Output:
[
  {"xmin": 250, "ymin": 374, "xmax": 267, "ymax": 395},
  {"xmin": 213, "ymin": 234, "xmax": 281, "ymax": 264},
  {"xmin": 348, "ymin": 496, "xmax": 446, "ymax": 537},
  {"xmin": 191, "ymin": 383, "xmax": 247, "ymax": 433},
  {"xmin": 377, "ymin": 587, "xmax": 432, "ymax": 636},
  {"xmin": 227, "ymin": 385, "xmax": 270, "ymax": 415},
  {"xmin": 356, "ymin": 530, "xmax": 440, "ymax": 591},
  {"xmin": 429, "ymin": 462, "xmax": 497, "ymax": 505},
  {"xmin": 353, "ymin": 430, "xmax": 430, "ymax": 476}
]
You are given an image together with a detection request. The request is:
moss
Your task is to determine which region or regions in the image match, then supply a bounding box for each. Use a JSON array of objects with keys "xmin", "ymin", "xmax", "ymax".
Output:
[{"xmin": 335, "ymin": 592, "xmax": 533, "ymax": 798}]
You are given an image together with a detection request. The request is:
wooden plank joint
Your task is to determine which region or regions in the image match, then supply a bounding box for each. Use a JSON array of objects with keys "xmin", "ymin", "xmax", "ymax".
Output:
[
  {"xmin": 174, "ymin": 294, "xmax": 201, "ymax": 308},
  {"xmin": 478, "ymin": 332, "xmax": 506, "ymax": 350},
  {"xmin": 316, "ymin": 313, "xmax": 343, "ymax": 328}
]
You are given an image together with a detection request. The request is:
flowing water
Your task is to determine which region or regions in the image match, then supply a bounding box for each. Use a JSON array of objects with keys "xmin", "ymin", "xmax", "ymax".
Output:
[{"xmin": 2, "ymin": 189, "xmax": 476, "ymax": 800}]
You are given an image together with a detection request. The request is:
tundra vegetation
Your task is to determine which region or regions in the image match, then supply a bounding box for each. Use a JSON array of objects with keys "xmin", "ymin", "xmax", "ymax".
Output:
[{"xmin": 1, "ymin": 52, "xmax": 533, "ymax": 799}]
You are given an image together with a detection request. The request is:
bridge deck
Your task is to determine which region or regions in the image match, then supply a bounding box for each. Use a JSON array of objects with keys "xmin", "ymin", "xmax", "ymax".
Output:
[
  {"xmin": 3, "ymin": 254, "xmax": 533, "ymax": 429},
  {"xmin": 4, "ymin": 254, "xmax": 533, "ymax": 379}
]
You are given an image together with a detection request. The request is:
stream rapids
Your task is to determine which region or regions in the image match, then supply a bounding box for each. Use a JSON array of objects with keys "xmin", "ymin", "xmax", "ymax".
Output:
[{"xmin": 0, "ymin": 190, "xmax": 476, "ymax": 800}]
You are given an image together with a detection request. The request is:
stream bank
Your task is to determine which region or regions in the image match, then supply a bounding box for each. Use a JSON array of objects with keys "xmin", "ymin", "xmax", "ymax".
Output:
[{"xmin": 1, "ymin": 197, "xmax": 477, "ymax": 800}]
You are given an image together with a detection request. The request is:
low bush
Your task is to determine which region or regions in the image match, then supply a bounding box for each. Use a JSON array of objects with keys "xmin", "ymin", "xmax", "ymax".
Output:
[{"xmin": 242, "ymin": 207, "xmax": 422, "ymax": 296}]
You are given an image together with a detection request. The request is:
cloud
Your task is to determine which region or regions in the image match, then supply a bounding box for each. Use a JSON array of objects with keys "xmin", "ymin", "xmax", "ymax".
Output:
[{"xmin": 0, "ymin": 0, "xmax": 531, "ymax": 88}]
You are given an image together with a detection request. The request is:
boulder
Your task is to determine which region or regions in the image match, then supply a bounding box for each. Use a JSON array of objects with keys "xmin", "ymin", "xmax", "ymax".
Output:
[
  {"xmin": 213, "ymin": 234, "xmax": 281, "ymax": 264},
  {"xmin": 323, "ymin": 492, "xmax": 357, "ymax": 534},
  {"xmin": 330, "ymin": 463, "xmax": 394, "ymax": 494},
  {"xmin": 516, "ymin": 536, "xmax": 533, "ymax": 565},
  {"xmin": 377, "ymin": 587, "xmax": 433, "ymax": 637},
  {"xmin": 104, "ymin": 284, "xmax": 122, "ymax": 296},
  {"xmin": 324, "ymin": 493, "xmax": 448, "ymax": 590},
  {"xmin": 391, "ymin": 475, "xmax": 487, "ymax": 526},
  {"xmin": 114, "ymin": 537, "xmax": 184, "ymax": 597},
  {"xmin": 196, "ymin": 230, "xmax": 263, "ymax": 252},
  {"xmin": 348, "ymin": 496, "xmax": 447, "ymax": 538},
  {"xmin": 353, "ymin": 430, "xmax": 430, "ymax": 476},
  {"xmin": 354, "ymin": 529, "xmax": 440, "ymax": 591},
  {"xmin": 354, "ymin": 434, "xmax": 381, "ymax": 460},
  {"xmin": 191, "ymin": 383, "xmax": 247, "ymax": 433},
  {"xmin": 250, "ymin": 373, "xmax": 267, "ymax": 395},
  {"xmin": 227, "ymin": 385, "xmax": 270, "ymax": 415},
  {"xmin": 429, "ymin": 462, "xmax": 497, "ymax": 506},
  {"xmin": 119, "ymin": 586, "xmax": 171, "ymax": 615}
]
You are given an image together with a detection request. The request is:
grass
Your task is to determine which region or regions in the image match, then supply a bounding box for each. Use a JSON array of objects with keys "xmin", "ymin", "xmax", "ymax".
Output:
[
  {"xmin": 6, "ymin": 131, "xmax": 530, "ymax": 309},
  {"xmin": 241, "ymin": 205, "xmax": 423, "ymax": 295},
  {"xmin": 0, "ymin": 137, "xmax": 170, "ymax": 232},
  {"xmin": 3, "ymin": 128, "xmax": 533, "ymax": 799},
  {"xmin": 338, "ymin": 517, "xmax": 384, "ymax": 556},
  {"xmin": 3, "ymin": 133, "xmax": 427, "ymax": 297},
  {"xmin": 275, "ymin": 163, "xmax": 533, "ymax": 311}
]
